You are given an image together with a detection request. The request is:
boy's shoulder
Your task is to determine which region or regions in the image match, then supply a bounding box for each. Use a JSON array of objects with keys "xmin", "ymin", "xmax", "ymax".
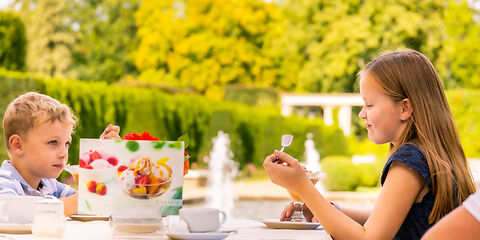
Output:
[
  {"xmin": 0, "ymin": 160, "xmax": 76, "ymax": 197},
  {"xmin": 0, "ymin": 161, "xmax": 25, "ymax": 195}
]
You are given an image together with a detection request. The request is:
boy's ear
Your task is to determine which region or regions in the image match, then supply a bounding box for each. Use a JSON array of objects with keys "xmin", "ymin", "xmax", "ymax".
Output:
[
  {"xmin": 9, "ymin": 134, "xmax": 24, "ymax": 155},
  {"xmin": 400, "ymin": 98, "xmax": 413, "ymax": 121}
]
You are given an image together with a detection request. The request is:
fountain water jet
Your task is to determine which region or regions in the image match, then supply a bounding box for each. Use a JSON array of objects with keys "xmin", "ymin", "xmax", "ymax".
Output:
[
  {"xmin": 206, "ymin": 131, "xmax": 238, "ymax": 217},
  {"xmin": 304, "ymin": 133, "xmax": 326, "ymax": 194}
]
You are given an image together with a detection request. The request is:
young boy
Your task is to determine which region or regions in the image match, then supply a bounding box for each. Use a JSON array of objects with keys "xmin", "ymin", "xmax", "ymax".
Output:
[{"xmin": 0, "ymin": 92, "xmax": 120, "ymax": 216}]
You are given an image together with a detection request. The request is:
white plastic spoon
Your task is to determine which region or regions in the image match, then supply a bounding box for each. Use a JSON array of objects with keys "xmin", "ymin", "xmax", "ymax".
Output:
[{"xmin": 273, "ymin": 135, "xmax": 293, "ymax": 163}]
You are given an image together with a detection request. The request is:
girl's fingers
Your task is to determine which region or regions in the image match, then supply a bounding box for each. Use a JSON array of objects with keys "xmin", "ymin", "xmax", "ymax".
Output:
[
  {"xmin": 286, "ymin": 202, "xmax": 293, "ymax": 217},
  {"xmin": 280, "ymin": 208, "xmax": 287, "ymax": 220},
  {"xmin": 263, "ymin": 154, "xmax": 277, "ymax": 168},
  {"xmin": 280, "ymin": 202, "xmax": 294, "ymax": 221},
  {"xmin": 274, "ymin": 150, "xmax": 298, "ymax": 166}
]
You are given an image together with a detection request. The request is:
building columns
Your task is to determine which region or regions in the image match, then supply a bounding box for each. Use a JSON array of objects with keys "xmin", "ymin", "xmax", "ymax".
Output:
[
  {"xmin": 323, "ymin": 106, "xmax": 333, "ymax": 126},
  {"xmin": 281, "ymin": 94, "xmax": 363, "ymax": 136},
  {"xmin": 338, "ymin": 105, "xmax": 352, "ymax": 135}
]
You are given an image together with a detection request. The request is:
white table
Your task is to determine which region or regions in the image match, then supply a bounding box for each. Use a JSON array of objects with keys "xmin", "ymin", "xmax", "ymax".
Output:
[
  {"xmin": 223, "ymin": 219, "xmax": 332, "ymax": 240},
  {"xmin": 1, "ymin": 218, "xmax": 332, "ymax": 240}
]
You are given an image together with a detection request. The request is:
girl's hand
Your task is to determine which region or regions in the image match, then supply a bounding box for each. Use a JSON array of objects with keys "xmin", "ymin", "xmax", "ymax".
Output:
[
  {"xmin": 280, "ymin": 202, "xmax": 315, "ymax": 222},
  {"xmin": 100, "ymin": 124, "xmax": 121, "ymax": 140},
  {"xmin": 263, "ymin": 150, "xmax": 310, "ymax": 191}
]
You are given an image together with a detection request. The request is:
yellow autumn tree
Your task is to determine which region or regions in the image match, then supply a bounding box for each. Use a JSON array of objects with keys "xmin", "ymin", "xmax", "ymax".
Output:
[{"xmin": 135, "ymin": 0, "xmax": 282, "ymax": 97}]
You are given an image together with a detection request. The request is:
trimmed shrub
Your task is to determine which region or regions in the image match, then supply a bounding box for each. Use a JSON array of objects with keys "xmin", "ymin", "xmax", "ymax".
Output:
[
  {"xmin": 356, "ymin": 162, "xmax": 382, "ymax": 187},
  {"xmin": 322, "ymin": 156, "xmax": 360, "ymax": 191},
  {"xmin": 223, "ymin": 84, "xmax": 279, "ymax": 107},
  {"xmin": 0, "ymin": 70, "xmax": 349, "ymax": 168},
  {"xmin": 322, "ymin": 155, "xmax": 384, "ymax": 191}
]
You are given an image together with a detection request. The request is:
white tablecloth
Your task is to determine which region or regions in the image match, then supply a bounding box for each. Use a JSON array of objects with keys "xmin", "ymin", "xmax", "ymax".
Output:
[
  {"xmin": 0, "ymin": 218, "xmax": 332, "ymax": 240},
  {"xmin": 223, "ymin": 219, "xmax": 332, "ymax": 240}
]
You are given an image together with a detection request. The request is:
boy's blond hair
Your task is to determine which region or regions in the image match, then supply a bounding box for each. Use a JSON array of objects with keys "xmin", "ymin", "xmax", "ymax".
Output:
[{"xmin": 3, "ymin": 92, "xmax": 77, "ymax": 151}]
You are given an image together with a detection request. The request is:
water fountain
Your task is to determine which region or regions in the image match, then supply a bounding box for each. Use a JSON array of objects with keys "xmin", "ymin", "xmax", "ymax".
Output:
[
  {"xmin": 206, "ymin": 131, "xmax": 238, "ymax": 217},
  {"xmin": 304, "ymin": 133, "xmax": 326, "ymax": 194}
]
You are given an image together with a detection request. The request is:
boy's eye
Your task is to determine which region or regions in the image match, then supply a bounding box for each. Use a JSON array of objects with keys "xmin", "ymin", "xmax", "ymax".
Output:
[{"xmin": 48, "ymin": 140, "xmax": 57, "ymax": 146}]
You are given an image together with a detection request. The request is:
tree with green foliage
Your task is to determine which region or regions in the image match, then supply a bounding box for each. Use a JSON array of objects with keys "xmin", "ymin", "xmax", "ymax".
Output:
[
  {"xmin": 270, "ymin": 0, "xmax": 451, "ymax": 92},
  {"xmin": 13, "ymin": 0, "xmax": 75, "ymax": 78},
  {"xmin": 266, "ymin": 0, "xmax": 480, "ymax": 92},
  {"xmin": 135, "ymin": 0, "xmax": 480, "ymax": 93},
  {"xmin": 0, "ymin": 11, "xmax": 26, "ymax": 71},
  {"xmin": 70, "ymin": 0, "xmax": 140, "ymax": 83},
  {"xmin": 135, "ymin": 0, "xmax": 282, "ymax": 97},
  {"xmin": 7, "ymin": 0, "xmax": 480, "ymax": 92},
  {"xmin": 11, "ymin": 0, "xmax": 139, "ymax": 82},
  {"xmin": 436, "ymin": 0, "xmax": 480, "ymax": 88}
]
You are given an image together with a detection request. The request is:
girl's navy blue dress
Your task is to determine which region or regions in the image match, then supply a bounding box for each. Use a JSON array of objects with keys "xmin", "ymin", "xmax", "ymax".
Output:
[{"xmin": 380, "ymin": 143, "xmax": 434, "ymax": 240}]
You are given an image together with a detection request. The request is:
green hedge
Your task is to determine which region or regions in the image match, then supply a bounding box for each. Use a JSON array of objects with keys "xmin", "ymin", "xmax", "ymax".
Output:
[
  {"xmin": 223, "ymin": 84, "xmax": 279, "ymax": 107},
  {"xmin": 322, "ymin": 156, "xmax": 383, "ymax": 191},
  {"xmin": 0, "ymin": 11, "xmax": 26, "ymax": 71},
  {"xmin": 322, "ymin": 156, "xmax": 359, "ymax": 191},
  {"xmin": 3, "ymin": 70, "xmax": 476, "ymax": 190},
  {"xmin": 0, "ymin": 70, "xmax": 349, "ymax": 168}
]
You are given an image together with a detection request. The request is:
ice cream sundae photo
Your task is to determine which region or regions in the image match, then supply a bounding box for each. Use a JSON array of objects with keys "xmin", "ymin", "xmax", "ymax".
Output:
[
  {"xmin": 116, "ymin": 156, "xmax": 172, "ymax": 199},
  {"xmin": 78, "ymin": 150, "xmax": 119, "ymax": 196}
]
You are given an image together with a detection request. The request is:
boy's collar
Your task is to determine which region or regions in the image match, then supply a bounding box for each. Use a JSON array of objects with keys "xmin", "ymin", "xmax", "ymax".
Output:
[
  {"xmin": 1, "ymin": 160, "xmax": 30, "ymax": 187},
  {"xmin": 1, "ymin": 160, "xmax": 54, "ymax": 196}
]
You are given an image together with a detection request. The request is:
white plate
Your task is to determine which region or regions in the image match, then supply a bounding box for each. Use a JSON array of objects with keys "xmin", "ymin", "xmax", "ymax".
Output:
[
  {"xmin": 262, "ymin": 219, "xmax": 322, "ymax": 230},
  {"xmin": 0, "ymin": 223, "xmax": 32, "ymax": 234},
  {"xmin": 166, "ymin": 231, "xmax": 231, "ymax": 240},
  {"xmin": 70, "ymin": 214, "xmax": 110, "ymax": 222}
]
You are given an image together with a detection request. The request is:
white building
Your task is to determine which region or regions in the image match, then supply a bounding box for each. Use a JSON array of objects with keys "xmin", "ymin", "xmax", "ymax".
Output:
[{"xmin": 281, "ymin": 93, "xmax": 364, "ymax": 135}]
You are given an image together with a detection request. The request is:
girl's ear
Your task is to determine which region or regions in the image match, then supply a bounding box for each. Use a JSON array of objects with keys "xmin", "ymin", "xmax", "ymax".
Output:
[
  {"xmin": 400, "ymin": 98, "xmax": 413, "ymax": 121},
  {"xmin": 9, "ymin": 134, "xmax": 24, "ymax": 155}
]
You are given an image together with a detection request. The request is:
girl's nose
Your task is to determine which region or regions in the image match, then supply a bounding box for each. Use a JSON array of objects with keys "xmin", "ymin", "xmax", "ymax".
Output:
[{"xmin": 359, "ymin": 107, "xmax": 366, "ymax": 119}]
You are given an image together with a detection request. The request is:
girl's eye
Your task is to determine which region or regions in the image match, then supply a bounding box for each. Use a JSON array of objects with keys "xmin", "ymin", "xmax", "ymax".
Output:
[
  {"xmin": 48, "ymin": 140, "xmax": 57, "ymax": 146},
  {"xmin": 65, "ymin": 142, "xmax": 71, "ymax": 148}
]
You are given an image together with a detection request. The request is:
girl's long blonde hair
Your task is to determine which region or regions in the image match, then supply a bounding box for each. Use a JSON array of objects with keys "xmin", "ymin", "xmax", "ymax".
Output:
[{"xmin": 362, "ymin": 49, "xmax": 476, "ymax": 223}]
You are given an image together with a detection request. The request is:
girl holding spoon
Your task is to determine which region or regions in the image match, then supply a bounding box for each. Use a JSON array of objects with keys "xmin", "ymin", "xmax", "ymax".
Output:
[{"xmin": 264, "ymin": 49, "xmax": 476, "ymax": 240}]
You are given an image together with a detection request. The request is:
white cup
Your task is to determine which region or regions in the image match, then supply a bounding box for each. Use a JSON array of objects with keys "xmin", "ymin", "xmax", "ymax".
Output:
[
  {"xmin": 0, "ymin": 195, "xmax": 43, "ymax": 224},
  {"xmin": 179, "ymin": 208, "xmax": 227, "ymax": 233}
]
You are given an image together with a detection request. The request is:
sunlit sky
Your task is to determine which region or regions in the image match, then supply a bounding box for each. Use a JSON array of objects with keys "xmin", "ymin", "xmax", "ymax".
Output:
[{"xmin": 0, "ymin": 0, "xmax": 13, "ymax": 10}]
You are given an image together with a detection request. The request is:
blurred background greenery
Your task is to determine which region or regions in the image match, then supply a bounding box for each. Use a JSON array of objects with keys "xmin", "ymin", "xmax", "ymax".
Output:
[{"xmin": 1, "ymin": 0, "xmax": 479, "ymax": 191}]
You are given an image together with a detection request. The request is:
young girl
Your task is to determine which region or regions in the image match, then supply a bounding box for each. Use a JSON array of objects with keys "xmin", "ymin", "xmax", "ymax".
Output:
[{"xmin": 264, "ymin": 49, "xmax": 476, "ymax": 240}]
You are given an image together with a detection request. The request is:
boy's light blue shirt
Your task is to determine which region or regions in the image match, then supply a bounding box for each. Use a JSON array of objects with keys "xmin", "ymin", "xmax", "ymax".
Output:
[{"xmin": 0, "ymin": 160, "xmax": 76, "ymax": 198}]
